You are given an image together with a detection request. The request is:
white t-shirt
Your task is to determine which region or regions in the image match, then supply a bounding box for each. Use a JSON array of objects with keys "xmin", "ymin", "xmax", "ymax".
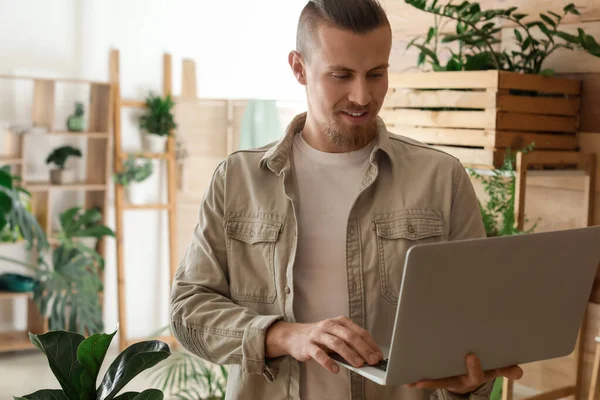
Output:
[{"xmin": 292, "ymin": 131, "xmax": 375, "ymax": 400}]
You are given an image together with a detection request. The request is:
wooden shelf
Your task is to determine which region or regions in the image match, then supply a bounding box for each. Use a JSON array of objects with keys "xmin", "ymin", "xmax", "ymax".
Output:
[
  {"xmin": 25, "ymin": 182, "xmax": 108, "ymax": 192},
  {"xmin": 47, "ymin": 131, "xmax": 109, "ymax": 138},
  {"xmin": 0, "ymin": 291, "xmax": 32, "ymax": 300},
  {"xmin": 0, "ymin": 331, "xmax": 35, "ymax": 352},
  {"xmin": 121, "ymin": 99, "xmax": 147, "ymax": 108},
  {"xmin": 0, "ymin": 74, "xmax": 110, "ymax": 86},
  {"xmin": 124, "ymin": 203, "xmax": 172, "ymax": 210},
  {"xmin": 0, "ymin": 157, "xmax": 23, "ymax": 165},
  {"xmin": 121, "ymin": 152, "xmax": 172, "ymax": 160}
]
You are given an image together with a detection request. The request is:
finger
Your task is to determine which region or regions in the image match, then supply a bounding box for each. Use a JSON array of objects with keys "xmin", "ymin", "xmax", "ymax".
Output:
[
  {"xmin": 310, "ymin": 345, "xmax": 339, "ymax": 374},
  {"xmin": 335, "ymin": 317, "xmax": 383, "ymax": 357},
  {"xmin": 412, "ymin": 377, "xmax": 462, "ymax": 390},
  {"xmin": 328, "ymin": 323, "xmax": 380, "ymax": 365},
  {"xmin": 495, "ymin": 365, "xmax": 524, "ymax": 380},
  {"xmin": 465, "ymin": 354, "xmax": 485, "ymax": 384},
  {"xmin": 320, "ymin": 333, "xmax": 364, "ymax": 368}
]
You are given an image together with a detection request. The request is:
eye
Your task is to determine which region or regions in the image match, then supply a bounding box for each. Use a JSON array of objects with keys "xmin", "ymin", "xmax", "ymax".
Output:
[
  {"xmin": 369, "ymin": 72, "xmax": 385, "ymax": 78},
  {"xmin": 332, "ymin": 74, "xmax": 350, "ymax": 80}
]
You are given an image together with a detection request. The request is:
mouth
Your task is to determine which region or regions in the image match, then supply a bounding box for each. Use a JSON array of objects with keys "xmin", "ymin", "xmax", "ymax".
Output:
[{"xmin": 340, "ymin": 110, "xmax": 370, "ymax": 124}]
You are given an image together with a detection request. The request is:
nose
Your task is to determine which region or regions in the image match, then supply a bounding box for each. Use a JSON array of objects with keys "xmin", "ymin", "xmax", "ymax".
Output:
[{"xmin": 348, "ymin": 78, "xmax": 371, "ymax": 107}]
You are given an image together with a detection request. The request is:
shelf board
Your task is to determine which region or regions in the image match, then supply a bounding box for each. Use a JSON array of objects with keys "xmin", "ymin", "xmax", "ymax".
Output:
[
  {"xmin": 25, "ymin": 182, "xmax": 108, "ymax": 192},
  {"xmin": 47, "ymin": 131, "xmax": 109, "ymax": 138},
  {"xmin": 0, "ymin": 157, "xmax": 23, "ymax": 165},
  {"xmin": 121, "ymin": 99, "xmax": 147, "ymax": 108},
  {"xmin": 0, "ymin": 291, "xmax": 32, "ymax": 300},
  {"xmin": 0, "ymin": 331, "xmax": 35, "ymax": 352},
  {"xmin": 0, "ymin": 74, "xmax": 110, "ymax": 86},
  {"xmin": 121, "ymin": 152, "xmax": 172, "ymax": 160},
  {"xmin": 124, "ymin": 203, "xmax": 171, "ymax": 210}
]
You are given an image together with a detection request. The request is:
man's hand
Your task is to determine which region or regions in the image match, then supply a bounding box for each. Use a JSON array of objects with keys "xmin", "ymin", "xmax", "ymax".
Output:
[
  {"xmin": 404, "ymin": 354, "xmax": 524, "ymax": 394},
  {"xmin": 266, "ymin": 316, "xmax": 383, "ymax": 374}
]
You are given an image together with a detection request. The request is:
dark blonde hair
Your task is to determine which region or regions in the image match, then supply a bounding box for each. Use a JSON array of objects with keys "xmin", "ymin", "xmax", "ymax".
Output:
[{"xmin": 296, "ymin": 0, "xmax": 390, "ymax": 62}]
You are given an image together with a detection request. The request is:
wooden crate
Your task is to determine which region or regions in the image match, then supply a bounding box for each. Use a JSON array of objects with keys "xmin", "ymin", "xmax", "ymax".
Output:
[{"xmin": 380, "ymin": 70, "xmax": 582, "ymax": 169}]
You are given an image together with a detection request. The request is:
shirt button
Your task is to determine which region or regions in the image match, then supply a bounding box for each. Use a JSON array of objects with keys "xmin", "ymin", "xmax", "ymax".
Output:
[
  {"xmin": 284, "ymin": 287, "xmax": 291, "ymax": 294},
  {"xmin": 348, "ymin": 226, "xmax": 355, "ymax": 236},
  {"xmin": 407, "ymin": 225, "xmax": 415, "ymax": 234}
]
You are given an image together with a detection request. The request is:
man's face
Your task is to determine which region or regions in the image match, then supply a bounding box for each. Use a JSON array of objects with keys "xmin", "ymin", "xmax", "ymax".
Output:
[{"xmin": 294, "ymin": 23, "xmax": 391, "ymax": 151}]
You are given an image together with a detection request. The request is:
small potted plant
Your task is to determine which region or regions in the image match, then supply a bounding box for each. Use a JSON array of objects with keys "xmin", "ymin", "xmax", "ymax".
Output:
[
  {"xmin": 139, "ymin": 92, "xmax": 177, "ymax": 153},
  {"xmin": 14, "ymin": 327, "xmax": 170, "ymax": 400},
  {"xmin": 113, "ymin": 155, "xmax": 153, "ymax": 205},
  {"xmin": 46, "ymin": 145, "xmax": 82, "ymax": 184},
  {"xmin": 56, "ymin": 206, "xmax": 115, "ymax": 251},
  {"xmin": 66, "ymin": 102, "xmax": 85, "ymax": 132}
]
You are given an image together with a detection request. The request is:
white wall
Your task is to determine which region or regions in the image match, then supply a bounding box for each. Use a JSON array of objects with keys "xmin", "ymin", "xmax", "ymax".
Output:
[{"xmin": 0, "ymin": 0, "xmax": 308, "ymax": 343}]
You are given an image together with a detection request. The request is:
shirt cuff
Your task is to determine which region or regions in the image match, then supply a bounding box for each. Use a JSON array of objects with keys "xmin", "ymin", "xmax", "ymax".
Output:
[{"xmin": 241, "ymin": 314, "xmax": 285, "ymax": 382}]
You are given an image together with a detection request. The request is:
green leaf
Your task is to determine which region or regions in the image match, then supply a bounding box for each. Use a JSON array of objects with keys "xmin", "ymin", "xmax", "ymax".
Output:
[
  {"xmin": 513, "ymin": 13, "xmax": 527, "ymax": 20},
  {"xmin": 417, "ymin": 51, "xmax": 426, "ymax": 66},
  {"xmin": 514, "ymin": 29, "xmax": 523, "ymax": 43},
  {"xmin": 97, "ymin": 340, "xmax": 171, "ymax": 400},
  {"xmin": 465, "ymin": 52, "xmax": 493, "ymax": 71},
  {"xmin": 426, "ymin": 27, "xmax": 436, "ymax": 44},
  {"xmin": 540, "ymin": 13, "xmax": 556, "ymax": 28},
  {"xmin": 28, "ymin": 331, "xmax": 87, "ymax": 400},
  {"xmin": 413, "ymin": 44, "xmax": 439, "ymax": 64},
  {"xmin": 540, "ymin": 68, "xmax": 555, "ymax": 76},
  {"xmin": 553, "ymin": 30, "xmax": 579, "ymax": 43},
  {"xmin": 59, "ymin": 207, "xmax": 81, "ymax": 234},
  {"xmin": 72, "ymin": 225, "xmax": 115, "ymax": 239},
  {"xmin": 564, "ymin": 3, "xmax": 580, "ymax": 15},
  {"xmin": 131, "ymin": 390, "xmax": 164, "ymax": 400},
  {"xmin": 77, "ymin": 329, "xmax": 118, "ymax": 397},
  {"xmin": 16, "ymin": 390, "xmax": 68, "ymax": 400},
  {"xmin": 548, "ymin": 11, "xmax": 562, "ymax": 20}
]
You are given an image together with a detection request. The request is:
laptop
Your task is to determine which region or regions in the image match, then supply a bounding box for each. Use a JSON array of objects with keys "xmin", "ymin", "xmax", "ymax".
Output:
[{"xmin": 331, "ymin": 226, "xmax": 600, "ymax": 386}]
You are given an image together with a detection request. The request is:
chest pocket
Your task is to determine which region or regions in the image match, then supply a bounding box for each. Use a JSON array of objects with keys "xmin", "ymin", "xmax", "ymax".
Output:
[
  {"xmin": 374, "ymin": 210, "xmax": 444, "ymax": 305},
  {"xmin": 226, "ymin": 219, "xmax": 282, "ymax": 303}
]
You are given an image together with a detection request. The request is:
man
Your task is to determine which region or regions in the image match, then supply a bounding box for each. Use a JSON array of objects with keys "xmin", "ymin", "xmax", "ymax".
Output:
[{"xmin": 170, "ymin": 0, "xmax": 523, "ymax": 399}]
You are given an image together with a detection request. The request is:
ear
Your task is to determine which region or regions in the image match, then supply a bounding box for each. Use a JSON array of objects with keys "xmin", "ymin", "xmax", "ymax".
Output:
[{"xmin": 289, "ymin": 50, "xmax": 307, "ymax": 85}]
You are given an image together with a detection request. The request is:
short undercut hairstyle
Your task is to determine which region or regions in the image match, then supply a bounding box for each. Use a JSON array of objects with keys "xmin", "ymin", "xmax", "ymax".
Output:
[{"xmin": 296, "ymin": 0, "xmax": 390, "ymax": 63}]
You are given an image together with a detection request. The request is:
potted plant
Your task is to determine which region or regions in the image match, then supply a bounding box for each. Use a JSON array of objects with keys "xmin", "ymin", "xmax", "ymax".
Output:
[
  {"xmin": 139, "ymin": 92, "xmax": 177, "ymax": 153},
  {"xmin": 46, "ymin": 145, "xmax": 82, "ymax": 184},
  {"xmin": 380, "ymin": 1, "xmax": 600, "ymax": 170},
  {"xmin": 14, "ymin": 327, "xmax": 171, "ymax": 400},
  {"xmin": 113, "ymin": 156, "xmax": 153, "ymax": 205},
  {"xmin": 56, "ymin": 206, "xmax": 115, "ymax": 253},
  {"xmin": 66, "ymin": 102, "xmax": 86, "ymax": 132}
]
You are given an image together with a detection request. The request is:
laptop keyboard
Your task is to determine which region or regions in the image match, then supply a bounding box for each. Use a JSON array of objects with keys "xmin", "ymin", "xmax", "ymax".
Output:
[{"xmin": 331, "ymin": 353, "xmax": 389, "ymax": 371}]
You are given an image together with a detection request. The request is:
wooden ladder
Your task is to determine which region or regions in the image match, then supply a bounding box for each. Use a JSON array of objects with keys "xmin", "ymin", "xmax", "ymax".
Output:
[{"xmin": 109, "ymin": 49, "xmax": 178, "ymax": 351}]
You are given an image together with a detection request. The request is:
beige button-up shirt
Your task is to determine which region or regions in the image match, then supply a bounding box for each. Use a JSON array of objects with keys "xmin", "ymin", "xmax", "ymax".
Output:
[{"xmin": 170, "ymin": 112, "xmax": 494, "ymax": 400}]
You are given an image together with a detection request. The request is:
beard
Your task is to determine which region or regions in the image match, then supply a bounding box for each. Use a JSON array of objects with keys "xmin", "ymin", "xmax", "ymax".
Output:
[{"xmin": 322, "ymin": 109, "xmax": 378, "ymax": 152}]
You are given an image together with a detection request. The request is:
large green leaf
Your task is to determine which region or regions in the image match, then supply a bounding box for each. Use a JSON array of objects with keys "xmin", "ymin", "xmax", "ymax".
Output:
[
  {"xmin": 77, "ymin": 330, "xmax": 117, "ymax": 396},
  {"xmin": 112, "ymin": 390, "xmax": 164, "ymax": 400},
  {"xmin": 97, "ymin": 341, "xmax": 171, "ymax": 400},
  {"xmin": 28, "ymin": 331, "xmax": 87, "ymax": 400},
  {"xmin": 15, "ymin": 390, "xmax": 68, "ymax": 400},
  {"xmin": 72, "ymin": 225, "xmax": 115, "ymax": 239}
]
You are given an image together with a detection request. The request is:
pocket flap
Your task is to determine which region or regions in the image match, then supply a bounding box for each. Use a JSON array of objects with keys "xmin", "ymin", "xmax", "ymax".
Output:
[
  {"xmin": 375, "ymin": 215, "xmax": 443, "ymax": 240},
  {"xmin": 226, "ymin": 220, "xmax": 281, "ymax": 244}
]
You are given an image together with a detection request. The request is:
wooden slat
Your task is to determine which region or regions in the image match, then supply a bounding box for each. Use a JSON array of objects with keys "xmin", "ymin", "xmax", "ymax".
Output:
[
  {"xmin": 180, "ymin": 59, "xmax": 197, "ymax": 101},
  {"xmin": 120, "ymin": 152, "xmax": 172, "ymax": 160},
  {"xmin": 380, "ymin": 109, "xmax": 496, "ymax": 129},
  {"xmin": 0, "ymin": 331, "xmax": 34, "ymax": 352},
  {"xmin": 497, "ymin": 113, "xmax": 578, "ymax": 133},
  {"xmin": 0, "ymin": 291, "xmax": 32, "ymax": 300},
  {"xmin": 497, "ymin": 95, "xmax": 580, "ymax": 116},
  {"xmin": 391, "ymin": 127, "xmax": 496, "ymax": 147},
  {"xmin": 384, "ymin": 89, "xmax": 495, "ymax": 109},
  {"xmin": 0, "ymin": 157, "xmax": 23, "ymax": 165},
  {"xmin": 124, "ymin": 203, "xmax": 171, "ymax": 210},
  {"xmin": 48, "ymin": 131, "xmax": 109, "ymax": 138},
  {"xmin": 389, "ymin": 71, "xmax": 500, "ymax": 89},
  {"xmin": 520, "ymin": 386, "xmax": 576, "ymax": 400},
  {"xmin": 33, "ymin": 80, "xmax": 55, "ymax": 130},
  {"xmin": 434, "ymin": 146, "xmax": 495, "ymax": 167},
  {"xmin": 0, "ymin": 74, "xmax": 110, "ymax": 86},
  {"xmin": 121, "ymin": 99, "xmax": 146, "ymax": 108},
  {"xmin": 89, "ymin": 84, "xmax": 112, "ymax": 133},
  {"xmin": 498, "ymin": 71, "xmax": 581, "ymax": 95},
  {"xmin": 559, "ymin": 73, "xmax": 600, "ymax": 132},
  {"xmin": 25, "ymin": 182, "xmax": 108, "ymax": 192},
  {"xmin": 495, "ymin": 131, "xmax": 577, "ymax": 150}
]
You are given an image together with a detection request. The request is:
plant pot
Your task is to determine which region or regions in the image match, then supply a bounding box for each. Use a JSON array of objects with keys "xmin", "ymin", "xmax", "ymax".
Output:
[
  {"xmin": 143, "ymin": 132, "xmax": 168, "ymax": 153},
  {"xmin": 50, "ymin": 169, "xmax": 76, "ymax": 185},
  {"xmin": 0, "ymin": 123, "xmax": 20, "ymax": 157},
  {"xmin": 0, "ymin": 273, "xmax": 36, "ymax": 292},
  {"xmin": 125, "ymin": 183, "xmax": 147, "ymax": 205}
]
